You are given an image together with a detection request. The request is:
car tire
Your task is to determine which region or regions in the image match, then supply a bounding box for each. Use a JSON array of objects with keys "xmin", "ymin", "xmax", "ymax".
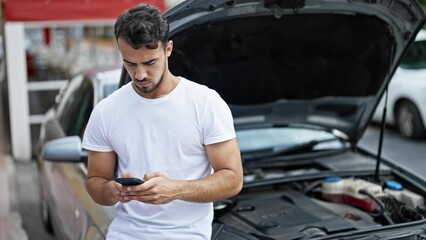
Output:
[{"xmin": 395, "ymin": 100, "xmax": 426, "ymax": 139}]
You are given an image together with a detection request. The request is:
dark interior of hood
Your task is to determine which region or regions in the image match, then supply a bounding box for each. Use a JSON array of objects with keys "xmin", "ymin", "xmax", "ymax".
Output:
[{"xmin": 169, "ymin": 14, "xmax": 394, "ymax": 105}]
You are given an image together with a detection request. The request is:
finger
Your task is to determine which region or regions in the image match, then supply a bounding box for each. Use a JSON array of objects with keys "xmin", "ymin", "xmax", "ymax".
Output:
[
  {"xmin": 122, "ymin": 190, "xmax": 152, "ymax": 197},
  {"xmin": 119, "ymin": 196, "xmax": 132, "ymax": 203},
  {"xmin": 114, "ymin": 180, "xmax": 124, "ymax": 190},
  {"xmin": 119, "ymin": 189, "xmax": 138, "ymax": 201},
  {"xmin": 114, "ymin": 181, "xmax": 129, "ymax": 193}
]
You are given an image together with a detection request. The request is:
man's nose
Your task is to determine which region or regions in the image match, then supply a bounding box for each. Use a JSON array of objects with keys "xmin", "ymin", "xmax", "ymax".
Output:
[{"xmin": 135, "ymin": 65, "xmax": 147, "ymax": 80}]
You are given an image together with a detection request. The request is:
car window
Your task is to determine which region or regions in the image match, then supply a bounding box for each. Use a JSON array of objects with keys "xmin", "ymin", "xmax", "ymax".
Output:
[
  {"xmin": 57, "ymin": 76, "xmax": 94, "ymax": 137},
  {"xmin": 98, "ymin": 68, "xmax": 121, "ymax": 98},
  {"xmin": 56, "ymin": 75, "xmax": 83, "ymax": 121},
  {"xmin": 400, "ymin": 40, "xmax": 426, "ymax": 69}
]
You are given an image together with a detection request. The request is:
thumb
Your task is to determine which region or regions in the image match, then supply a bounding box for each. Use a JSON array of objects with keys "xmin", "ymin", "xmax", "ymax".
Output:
[
  {"xmin": 120, "ymin": 172, "xmax": 135, "ymax": 178},
  {"xmin": 143, "ymin": 172, "xmax": 162, "ymax": 181}
]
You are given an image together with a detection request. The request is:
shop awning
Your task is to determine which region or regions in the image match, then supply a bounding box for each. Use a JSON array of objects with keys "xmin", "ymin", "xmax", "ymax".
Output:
[{"xmin": 2, "ymin": 0, "xmax": 166, "ymax": 22}]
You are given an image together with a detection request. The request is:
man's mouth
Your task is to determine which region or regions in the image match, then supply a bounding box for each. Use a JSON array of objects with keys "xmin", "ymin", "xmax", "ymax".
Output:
[{"xmin": 135, "ymin": 80, "xmax": 150, "ymax": 88}]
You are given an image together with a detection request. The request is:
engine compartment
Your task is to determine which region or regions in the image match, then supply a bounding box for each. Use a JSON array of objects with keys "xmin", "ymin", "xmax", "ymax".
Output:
[{"xmin": 213, "ymin": 159, "xmax": 426, "ymax": 239}]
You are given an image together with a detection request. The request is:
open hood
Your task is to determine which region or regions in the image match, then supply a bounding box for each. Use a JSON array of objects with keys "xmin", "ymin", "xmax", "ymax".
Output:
[{"xmin": 165, "ymin": 0, "xmax": 426, "ymax": 145}]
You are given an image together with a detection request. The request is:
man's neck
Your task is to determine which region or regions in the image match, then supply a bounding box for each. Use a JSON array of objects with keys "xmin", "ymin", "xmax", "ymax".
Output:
[{"xmin": 139, "ymin": 72, "xmax": 179, "ymax": 99}]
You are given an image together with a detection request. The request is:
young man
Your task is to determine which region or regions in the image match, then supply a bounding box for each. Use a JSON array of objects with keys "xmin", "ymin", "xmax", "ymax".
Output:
[{"xmin": 82, "ymin": 4, "xmax": 243, "ymax": 240}]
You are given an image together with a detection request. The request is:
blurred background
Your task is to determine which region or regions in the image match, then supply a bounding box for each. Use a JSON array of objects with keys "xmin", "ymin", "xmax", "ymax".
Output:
[{"xmin": 0, "ymin": 0, "xmax": 186, "ymax": 161}]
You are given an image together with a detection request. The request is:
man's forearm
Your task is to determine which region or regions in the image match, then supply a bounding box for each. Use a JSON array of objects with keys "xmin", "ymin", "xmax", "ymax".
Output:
[
  {"xmin": 179, "ymin": 169, "xmax": 243, "ymax": 203},
  {"xmin": 87, "ymin": 177, "xmax": 118, "ymax": 206}
]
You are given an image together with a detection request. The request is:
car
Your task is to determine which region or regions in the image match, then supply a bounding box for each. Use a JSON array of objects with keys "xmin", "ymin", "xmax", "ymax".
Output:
[
  {"xmin": 372, "ymin": 29, "xmax": 426, "ymax": 139},
  {"xmin": 36, "ymin": 66, "xmax": 121, "ymax": 239},
  {"xmin": 39, "ymin": 0, "xmax": 426, "ymax": 239}
]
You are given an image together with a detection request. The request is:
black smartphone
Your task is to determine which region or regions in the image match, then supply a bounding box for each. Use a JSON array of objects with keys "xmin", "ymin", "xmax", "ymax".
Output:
[{"xmin": 114, "ymin": 177, "xmax": 144, "ymax": 186}]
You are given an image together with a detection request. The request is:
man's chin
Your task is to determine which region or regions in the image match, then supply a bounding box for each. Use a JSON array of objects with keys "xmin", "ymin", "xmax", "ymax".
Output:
[
  {"xmin": 132, "ymin": 82, "xmax": 150, "ymax": 93},
  {"xmin": 137, "ymin": 87, "xmax": 151, "ymax": 94}
]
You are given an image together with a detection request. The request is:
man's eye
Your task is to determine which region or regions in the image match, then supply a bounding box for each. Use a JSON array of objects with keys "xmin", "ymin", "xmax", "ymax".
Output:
[
  {"xmin": 125, "ymin": 62, "xmax": 136, "ymax": 67},
  {"xmin": 146, "ymin": 60, "xmax": 156, "ymax": 65}
]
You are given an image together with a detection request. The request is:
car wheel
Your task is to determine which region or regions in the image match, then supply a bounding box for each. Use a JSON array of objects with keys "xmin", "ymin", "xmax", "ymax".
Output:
[
  {"xmin": 40, "ymin": 187, "xmax": 53, "ymax": 233},
  {"xmin": 395, "ymin": 100, "xmax": 426, "ymax": 139}
]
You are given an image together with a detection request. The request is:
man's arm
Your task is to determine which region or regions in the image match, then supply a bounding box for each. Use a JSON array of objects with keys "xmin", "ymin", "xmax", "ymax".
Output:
[
  {"xmin": 186, "ymin": 137, "xmax": 243, "ymax": 202},
  {"xmin": 123, "ymin": 138, "xmax": 243, "ymax": 204},
  {"xmin": 86, "ymin": 151, "xmax": 124, "ymax": 206}
]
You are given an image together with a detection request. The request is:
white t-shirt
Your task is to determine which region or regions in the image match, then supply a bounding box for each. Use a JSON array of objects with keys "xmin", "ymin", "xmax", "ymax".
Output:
[{"xmin": 82, "ymin": 77, "xmax": 236, "ymax": 240}]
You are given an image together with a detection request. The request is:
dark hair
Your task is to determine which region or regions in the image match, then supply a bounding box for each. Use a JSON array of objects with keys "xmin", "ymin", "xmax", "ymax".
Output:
[{"xmin": 114, "ymin": 4, "xmax": 169, "ymax": 49}]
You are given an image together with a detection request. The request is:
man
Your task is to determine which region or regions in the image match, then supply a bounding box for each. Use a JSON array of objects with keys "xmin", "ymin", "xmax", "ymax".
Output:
[{"xmin": 82, "ymin": 4, "xmax": 243, "ymax": 240}]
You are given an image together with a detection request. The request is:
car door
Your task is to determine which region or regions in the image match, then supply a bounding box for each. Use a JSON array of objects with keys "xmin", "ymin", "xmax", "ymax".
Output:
[
  {"xmin": 70, "ymin": 76, "xmax": 115, "ymax": 239},
  {"xmin": 47, "ymin": 76, "xmax": 95, "ymax": 239}
]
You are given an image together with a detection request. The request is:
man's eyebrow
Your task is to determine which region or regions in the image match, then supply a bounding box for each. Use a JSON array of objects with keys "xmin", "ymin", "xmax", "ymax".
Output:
[
  {"xmin": 123, "ymin": 59, "xmax": 136, "ymax": 64},
  {"xmin": 123, "ymin": 58, "xmax": 158, "ymax": 65}
]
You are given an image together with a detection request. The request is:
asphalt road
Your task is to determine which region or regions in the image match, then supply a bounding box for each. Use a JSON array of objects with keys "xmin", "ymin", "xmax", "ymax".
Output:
[
  {"xmin": 11, "ymin": 124, "xmax": 426, "ymax": 240},
  {"xmin": 359, "ymin": 123, "xmax": 426, "ymax": 178}
]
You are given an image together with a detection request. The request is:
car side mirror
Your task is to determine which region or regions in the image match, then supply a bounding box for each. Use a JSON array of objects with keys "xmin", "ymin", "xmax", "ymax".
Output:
[{"xmin": 42, "ymin": 136, "xmax": 87, "ymax": 163}]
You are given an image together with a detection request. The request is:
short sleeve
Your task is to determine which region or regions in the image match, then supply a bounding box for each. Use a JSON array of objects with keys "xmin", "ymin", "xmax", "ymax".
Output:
[
  {"xmin": 82, "ymin": 101, "xmax": 114, "ymax": 152},
  {"xmin": 202, "ymin": 90, "xmax": 236, "ymax": 145}
]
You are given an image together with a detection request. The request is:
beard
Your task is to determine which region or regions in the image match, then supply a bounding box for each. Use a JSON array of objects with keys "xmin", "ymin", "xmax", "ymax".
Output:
[
  {"xmin": 133, "ymin": 72, "xmax": 165, "ymax": 94},
  {"xmin": 132, "ymin": 61, "xmax": 166, "ymax": 94}
]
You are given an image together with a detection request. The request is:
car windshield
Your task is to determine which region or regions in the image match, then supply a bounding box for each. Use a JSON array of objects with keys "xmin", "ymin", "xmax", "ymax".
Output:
[
  {"xmin": 236, "ymin": 126, "xmax": 347, "ymax": 160},
  {"xmin": 399, "ymin": 40, "xmax": 426, "ymax": 69}
]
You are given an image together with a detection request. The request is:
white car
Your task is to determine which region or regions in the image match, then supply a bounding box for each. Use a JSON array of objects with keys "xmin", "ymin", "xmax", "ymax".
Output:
[{"xmin": 372, "ymin": 29, "xmax": 426, "ymax": 139}]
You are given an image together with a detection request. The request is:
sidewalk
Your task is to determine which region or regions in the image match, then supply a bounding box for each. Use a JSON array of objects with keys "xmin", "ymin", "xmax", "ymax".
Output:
[{"xmin": 0, "ymin": 155, "xmax": 28, "ymax": 240}]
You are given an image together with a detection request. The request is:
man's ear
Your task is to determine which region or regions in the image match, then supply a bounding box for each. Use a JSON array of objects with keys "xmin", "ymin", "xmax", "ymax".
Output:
[{"xmin": 166, "ymin": 40, "xmax": 173, "ymax": 57}]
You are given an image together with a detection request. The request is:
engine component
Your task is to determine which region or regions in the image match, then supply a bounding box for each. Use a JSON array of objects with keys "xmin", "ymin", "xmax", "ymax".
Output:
[
  {"xmin": 320, "ymin": 177, "xmax": 383, "ymax": 212},
  {"xmin": 383, "ymin": 180, "xmax": 425, "ymax": 208},
  {"xmin": 224, "ymin": 190, "xmax": 379, "ymax": 239}
]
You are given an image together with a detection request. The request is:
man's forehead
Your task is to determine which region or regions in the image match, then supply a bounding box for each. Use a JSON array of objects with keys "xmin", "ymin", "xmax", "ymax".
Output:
[
  {"xmin": 118, "ymin": 40, "xmax": 165, "ymax": 63},
  {"xmin": 117, "ymin": 37, "xmax": 163, "ymax": 50}
]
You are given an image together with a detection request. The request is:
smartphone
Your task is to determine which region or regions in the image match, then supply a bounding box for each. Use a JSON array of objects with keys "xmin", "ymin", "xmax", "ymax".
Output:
[{"xmin": 114, "ymin": 177, "xmax": 144, "ymax": 186}]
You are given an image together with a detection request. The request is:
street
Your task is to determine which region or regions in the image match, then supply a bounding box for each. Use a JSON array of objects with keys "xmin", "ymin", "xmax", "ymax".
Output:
[
  {"xmin": 359, "ymin": 123, "xmax": 426, "ymax": 178},
  {"xmin": 11, "ymin": 124, "xmax": 426, "ymax": 240}
]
